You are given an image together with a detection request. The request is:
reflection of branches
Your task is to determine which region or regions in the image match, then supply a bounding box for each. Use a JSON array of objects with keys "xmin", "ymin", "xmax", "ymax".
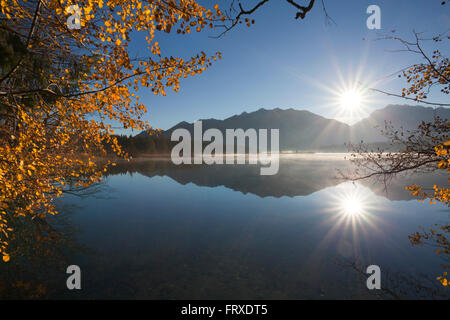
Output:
[
  {"xmin": 340, "ymin": 116, "xmax": 448, "ymax": 183},
  {"xmin": 409, "ymin": 225, "xmax": 450, "ymax": 266},
  {"xmin": 62, "ymin": 181, "xmax": 107, "ymax": 198},
  {"xmin": 0, "ymin": 212, "xmax": 87, "ymax": 299},
  {"xmin": 336, "ymin": 258, "xmax": 450, "ymax": 299},
  {"xmin": 341, "ymin": 115, "xmax": 450, "ymax": 288}
]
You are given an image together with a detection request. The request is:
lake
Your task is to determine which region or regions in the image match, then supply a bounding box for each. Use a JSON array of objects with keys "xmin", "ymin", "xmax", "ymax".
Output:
[{"xmin": 1, "ymin": 154, "xmax": 448, "ymax": 299}]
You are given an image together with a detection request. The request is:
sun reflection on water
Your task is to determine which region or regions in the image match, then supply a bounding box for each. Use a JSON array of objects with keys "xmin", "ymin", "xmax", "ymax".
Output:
[
  {"xmin": 323, "ymin": 182, "xmax": 384, "ymax": 240},
  {"xmin": 341, "ymin": 194, "xmax": 364, "ymax": 217},
  {"xmin": 309, "ymin": 182, "xmax": 387, "ymax": 260}
]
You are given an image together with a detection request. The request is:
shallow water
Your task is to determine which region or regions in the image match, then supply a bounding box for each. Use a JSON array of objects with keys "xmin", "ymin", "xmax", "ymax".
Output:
[{"xmin": 1, "ymin": 154, "xmax": 448, "ymax": 299}]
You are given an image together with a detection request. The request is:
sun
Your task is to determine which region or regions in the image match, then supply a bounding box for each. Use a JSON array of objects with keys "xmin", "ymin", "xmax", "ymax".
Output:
[{"xmin": 340, "ymin": 89, "xmax": 362, "ymax": 110}]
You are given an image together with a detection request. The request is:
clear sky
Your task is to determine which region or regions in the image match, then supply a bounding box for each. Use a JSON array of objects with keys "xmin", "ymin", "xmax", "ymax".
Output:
[{"xmin": 124, "ymin": 0, "xmax": 449, "ymax": 134}]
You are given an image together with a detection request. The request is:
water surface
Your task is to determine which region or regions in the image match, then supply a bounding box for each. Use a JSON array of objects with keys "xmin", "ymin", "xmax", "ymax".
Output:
[{"xmin": 1, "ymin": 154, "xmax": 448, "ymax": 299}]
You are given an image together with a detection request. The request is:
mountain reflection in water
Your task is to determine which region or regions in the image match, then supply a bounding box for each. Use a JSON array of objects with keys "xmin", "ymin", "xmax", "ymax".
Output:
[
  {"xmin": 1, "ymin": 154, "xmax": 448, "ymax": 299},
  {"xmin": 107, "ymin": 154, "xmax": 447, "ymax": 201}
]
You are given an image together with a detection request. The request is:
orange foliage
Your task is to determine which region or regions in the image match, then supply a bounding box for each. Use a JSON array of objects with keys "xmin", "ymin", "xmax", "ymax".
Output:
[
  {"xmin": 398, "ymin": 34, "xmax": 450, "ymax": 286},
  {"xmin": 0, "ymin": 0, "xmax": 225, "ymax": 261}
]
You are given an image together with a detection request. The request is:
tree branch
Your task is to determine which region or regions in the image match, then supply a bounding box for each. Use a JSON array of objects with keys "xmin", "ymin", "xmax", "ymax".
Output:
[
  {"xmin": 368, "ymin": 87, "xmax": 450, "ymax": 107},
  {"xmin": 0, "ymin": 0, "xmax": 41, "ymax": 84}
]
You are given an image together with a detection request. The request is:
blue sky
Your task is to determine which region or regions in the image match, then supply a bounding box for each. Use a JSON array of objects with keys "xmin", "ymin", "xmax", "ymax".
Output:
[{"xmin": 125, "ymin": 0, "xmax": 449, "ymax": 133}]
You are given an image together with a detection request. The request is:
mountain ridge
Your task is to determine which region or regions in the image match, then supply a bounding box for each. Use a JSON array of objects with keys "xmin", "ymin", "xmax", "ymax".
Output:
[{"xmin": 138, "ymin": 105, "xmax": 450, "ymax": 151}]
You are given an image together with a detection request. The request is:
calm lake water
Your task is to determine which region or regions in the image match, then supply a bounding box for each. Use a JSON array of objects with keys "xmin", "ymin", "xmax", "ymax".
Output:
[{"xmin": 1, "ymin": 154, "xmax": 449, "ymax": 299}]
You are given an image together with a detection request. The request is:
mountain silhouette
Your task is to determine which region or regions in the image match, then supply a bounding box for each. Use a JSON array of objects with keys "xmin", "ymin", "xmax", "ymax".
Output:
[
  {"xmin": 352, "ymin": 104, "xmax": 450, "ymax": 143},
  {"xmin": 138, "ymin": 105, "xmax": 450, "ymax": 151}
]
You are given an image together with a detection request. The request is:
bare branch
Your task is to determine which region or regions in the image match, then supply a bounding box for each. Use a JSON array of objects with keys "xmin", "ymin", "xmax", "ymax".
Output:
[{"xmin": 368, "ymin": 87, "xmax": 450, "ymax": 107}]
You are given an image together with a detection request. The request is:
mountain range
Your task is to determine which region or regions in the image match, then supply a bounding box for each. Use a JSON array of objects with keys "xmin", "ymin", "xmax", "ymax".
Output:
[{"xmin": 138, "ymin": 105, "xmax": 450, "ymax": 151}]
